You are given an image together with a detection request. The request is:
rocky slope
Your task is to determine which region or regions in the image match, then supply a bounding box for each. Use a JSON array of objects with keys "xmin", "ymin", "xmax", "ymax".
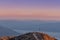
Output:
[{"xmin": 0, "ymin": 32, "xmax": 57, "ymax": 40}]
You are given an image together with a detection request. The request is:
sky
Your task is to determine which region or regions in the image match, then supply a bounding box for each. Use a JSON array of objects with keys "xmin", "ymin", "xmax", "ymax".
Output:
[{"xmin": 0, "ymin": 0, "xmax": 60, "ymax": 21}]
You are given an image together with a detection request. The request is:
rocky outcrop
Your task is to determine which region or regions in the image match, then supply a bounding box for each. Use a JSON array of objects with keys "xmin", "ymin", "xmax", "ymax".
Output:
[
  {"xmin": 0, "ymin": 32, "xmax": 57, "ymax": 40},
  {"xmin": 0, "ymin": 36, "xmax": 15, "ymax": 40}
]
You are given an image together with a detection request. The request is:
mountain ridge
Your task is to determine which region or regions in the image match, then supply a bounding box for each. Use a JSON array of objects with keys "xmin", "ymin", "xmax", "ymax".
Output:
[{"xmin": 0, "ymin": 26, "xmax": 19, "ymax": 36}]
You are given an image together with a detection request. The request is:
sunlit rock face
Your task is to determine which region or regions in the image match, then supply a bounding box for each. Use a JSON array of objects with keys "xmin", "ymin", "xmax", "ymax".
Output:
[
  {"xmin": 0, "ymin": 32, "xmax": 57, "ymax": 40},
  {"xmin": 0, "ymin": 36, "xmax": 15, "ymax": 40},
  {"xmin": 0, "ymin": 36, "xmax": 9, "ymax": 40},
  {"xmin": 41, "ymin": 33, "xmax": 57, "ymax": 40}
]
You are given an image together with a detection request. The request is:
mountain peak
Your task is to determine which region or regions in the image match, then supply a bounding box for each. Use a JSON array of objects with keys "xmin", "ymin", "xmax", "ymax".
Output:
[{"xmin": 0, "ymin": 32, "xmax": 57, "ymax": 40}]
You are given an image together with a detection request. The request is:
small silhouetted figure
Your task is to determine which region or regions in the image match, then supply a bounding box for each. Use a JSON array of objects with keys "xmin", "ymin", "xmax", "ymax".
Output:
[
  {"xmin": 38, "ymin": 25, "xmax": 40, "ymax": 31},
  {"xmin": 39, "ymin": 26, "xmax": 40, "ymax": 31}
]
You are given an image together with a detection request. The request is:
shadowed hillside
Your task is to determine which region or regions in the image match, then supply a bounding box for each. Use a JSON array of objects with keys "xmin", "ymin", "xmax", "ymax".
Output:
[{"xmin": 0, "ymin": 32, "xmax": 57, "ymax": 40}]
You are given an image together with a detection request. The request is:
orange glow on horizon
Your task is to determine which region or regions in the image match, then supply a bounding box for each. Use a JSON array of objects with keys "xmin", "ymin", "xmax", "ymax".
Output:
[{"xmin": 0, "ymin": 8, "xmax": 60, "ymax": 21}]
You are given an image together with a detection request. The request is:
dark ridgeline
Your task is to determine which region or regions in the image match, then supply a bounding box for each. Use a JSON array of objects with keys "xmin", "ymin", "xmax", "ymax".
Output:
[
  {"xmin": 15, "ymin": 32, "xmax": 36, "ymax": 40},
  {"xmin": 0, "ymin": 32, "xmax": 57, "ymax": 40}
]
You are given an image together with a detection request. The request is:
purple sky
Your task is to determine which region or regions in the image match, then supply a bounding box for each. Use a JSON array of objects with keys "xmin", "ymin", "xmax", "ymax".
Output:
[{"xmin": 0, "ymin": 0, "xmax": 60, "ymax": 21}]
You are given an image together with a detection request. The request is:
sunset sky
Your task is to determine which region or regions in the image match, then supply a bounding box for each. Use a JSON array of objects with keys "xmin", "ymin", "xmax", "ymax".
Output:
[{"xmin": 0, "ymin": 0, "xmax": 60, "ymax": 21}]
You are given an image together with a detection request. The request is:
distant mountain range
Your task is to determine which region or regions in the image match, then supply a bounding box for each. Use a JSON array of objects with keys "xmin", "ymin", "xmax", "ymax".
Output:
[
  {"xmin": 0, "ymin": 20, "xmax": 60, "ymax": 32},
  {"xmin": 0, "ymin": 26, "xmax": 19, "ymax": 36}
]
